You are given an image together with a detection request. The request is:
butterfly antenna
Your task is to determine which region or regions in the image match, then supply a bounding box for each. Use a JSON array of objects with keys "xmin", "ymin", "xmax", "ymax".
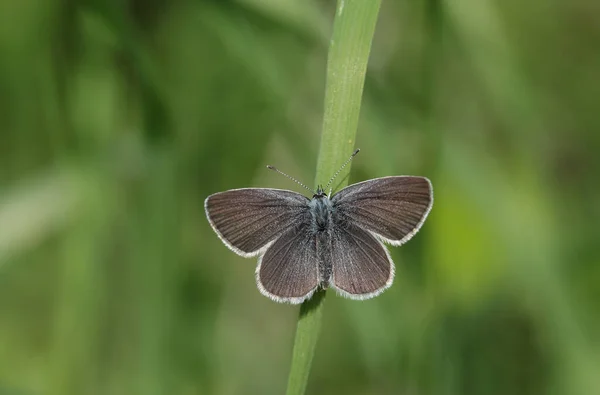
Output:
[
  {"xmin": 266, "ymin": 165, "xmax": 316, "ymax": 194},
  {"xmin": 324, "ymin": 148, "xmax": 360, "ymax": 192}
]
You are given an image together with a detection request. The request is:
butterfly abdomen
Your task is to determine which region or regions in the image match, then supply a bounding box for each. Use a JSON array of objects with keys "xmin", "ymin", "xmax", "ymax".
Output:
[{"xmin": 309, "ymin": 196, "xmax": 334, "ymax": 287}]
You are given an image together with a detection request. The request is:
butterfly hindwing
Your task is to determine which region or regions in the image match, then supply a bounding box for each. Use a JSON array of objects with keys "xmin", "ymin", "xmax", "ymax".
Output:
[
  {"xmin": 256, "ymin": 222, "xmax": 319, "ymax": 304},
  {"xmin": 328, "ymin": 221, "xmax": 394, "ymax": 299}
]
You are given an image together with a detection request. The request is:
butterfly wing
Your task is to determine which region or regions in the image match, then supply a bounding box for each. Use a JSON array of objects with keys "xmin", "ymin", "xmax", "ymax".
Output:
[
  {"xmin": 256, "ymin": 221, "xmax": 319, "ymax": 304},
  {"xmin": 205, "ymin": 188, "xmax": 310, "ymax": 257},
  {"xmin": 332, "ymin": 176, "xmax": 433, "ymax": 245},
  {"xmin": 328, "ymin": 222, "xmax": 394, "ymax": 299}
]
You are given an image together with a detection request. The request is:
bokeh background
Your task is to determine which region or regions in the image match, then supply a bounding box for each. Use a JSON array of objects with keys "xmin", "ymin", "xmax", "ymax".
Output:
[{"xmin": 1, "ymin": 0, "xmax": 599, "ymax": 394}]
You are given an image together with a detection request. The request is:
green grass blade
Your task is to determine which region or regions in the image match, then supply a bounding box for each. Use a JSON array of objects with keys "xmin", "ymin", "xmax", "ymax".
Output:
[
  {"xmin": 315, "ymin": 0, "xmax": 382, "ymax": 187},
  {"xmin": 285, "ymin": 1, "xmax": 382, "ymax": 395}
]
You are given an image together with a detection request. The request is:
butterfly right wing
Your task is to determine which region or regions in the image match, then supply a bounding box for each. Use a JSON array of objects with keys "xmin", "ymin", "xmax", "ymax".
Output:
[
  {"xmin": 205, "ymin": 188, "xmax": 310, "ymax": 257},
  {"xmin": 256, "ymin": 221, "xmax": 319, "ymax": 304}
]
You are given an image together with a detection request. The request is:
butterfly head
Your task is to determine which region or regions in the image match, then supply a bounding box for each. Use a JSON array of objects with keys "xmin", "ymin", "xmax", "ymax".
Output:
[{"xmin": 313, "ymin": 185, "xmax": 328, "ymax": 199}]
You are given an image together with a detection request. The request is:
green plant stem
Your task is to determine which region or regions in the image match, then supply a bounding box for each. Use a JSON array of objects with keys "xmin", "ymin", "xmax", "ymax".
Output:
[{"xmin": 285, "ymin": 1, "xmax": 382, "ymax": 394}]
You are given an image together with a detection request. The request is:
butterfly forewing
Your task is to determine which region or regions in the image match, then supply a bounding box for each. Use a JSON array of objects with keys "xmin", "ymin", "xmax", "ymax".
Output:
[
  {"xmin": 205, "ymin": 188, "xmax": 310, "ymax": 256},
  {"xmin": 257, "ymin": 222, "xmax": 319, "ymax": 303},
  {"xmin": 329, "ymin": 222, "xmax": 393, "ymax": 299},
  {"xmin": 332, "ymin": 176, "xmax": 433, "ymax": 245}
]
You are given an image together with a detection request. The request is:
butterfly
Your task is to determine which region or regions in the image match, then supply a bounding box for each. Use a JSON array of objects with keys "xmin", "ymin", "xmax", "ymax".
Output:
[{"xmin": 205, "ymin": 149, "xmax": 433, "ymax": 304}]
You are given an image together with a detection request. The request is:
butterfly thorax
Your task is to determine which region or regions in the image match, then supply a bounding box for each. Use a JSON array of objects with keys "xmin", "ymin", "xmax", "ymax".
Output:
[{"xmin": 309, "ymin": 193, "xmax": 333, "ymax": 232}]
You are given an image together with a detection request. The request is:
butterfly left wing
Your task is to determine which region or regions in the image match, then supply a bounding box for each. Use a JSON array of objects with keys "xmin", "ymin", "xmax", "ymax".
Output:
[
  {"xmin": 332, "ymin": 176, "xmax": 433, "ymax": 246},
  {"xmin": 205, "ymin": 188, "xmax": 310, "ymax": 257},
  {"xmin": 328, "ymin": 222, "xmax": 394, "ymax": 299}
]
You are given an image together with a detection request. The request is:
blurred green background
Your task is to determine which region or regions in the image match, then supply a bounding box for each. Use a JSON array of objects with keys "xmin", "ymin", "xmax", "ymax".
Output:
[{"xmin": 1, "ymin": 0, "xmax": 599, "ymax": 394}]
